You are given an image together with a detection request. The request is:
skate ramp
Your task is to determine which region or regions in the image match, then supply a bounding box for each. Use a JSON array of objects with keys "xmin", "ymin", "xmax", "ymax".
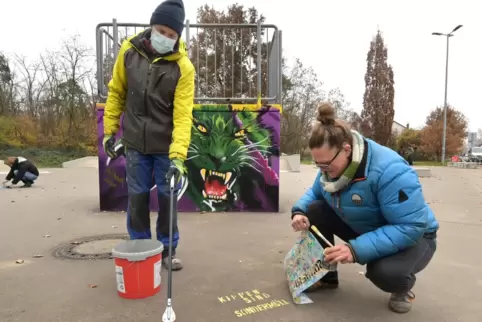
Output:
[
  {"xmin": 96, "ymin": 103, "xmax": 281, "ymax": 213},
  {"xmin": 62, "ymin": 157, "xmax": 99, "ymax": 169},
  {"xmin": 280, "ymin": 154, "xmax": 300, "ymax": 172},
  {"xmin": 413, "ymin": 167, "xmax": 432, "ymax": 177},
  {"xmin": 279, "ymin": 158, "xmax": 292, "ymax": 172}
]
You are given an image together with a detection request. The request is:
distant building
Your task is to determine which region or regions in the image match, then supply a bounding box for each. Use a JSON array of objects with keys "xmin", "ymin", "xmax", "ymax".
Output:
[
  {"xmin": 467, "ymin": 132, "xmax": 477, "ymax": 150},
  {"xmin": 392, "ymin": 121, "xmax": 409, "ymax": 137}
]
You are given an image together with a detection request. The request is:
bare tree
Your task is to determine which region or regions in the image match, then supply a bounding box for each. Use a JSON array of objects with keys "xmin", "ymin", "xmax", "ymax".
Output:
[
  {"xmin": 326, "ymin": 88, "xmax": 362, "ymax": 123},
  {"xmin": 38, "ymin": 51, "xmax": 63, "ymax": 139},
  {"xmin": 281, "ymin": 58, "xmax": 325, "ymax": 154},
  {"xmin": 56, "ymin": 34, "xmax": 94, "ymax": 137},
  {"xmin": 14, "ymin": 54, "xmax": 46, "ymax": 117},
  {"xmin": 190, "ymin": 4, "xmax": 268, "ymax": 100},
  {"xmin": 1, "ymin": 33, "xmax": 97, "ymax": 153}
]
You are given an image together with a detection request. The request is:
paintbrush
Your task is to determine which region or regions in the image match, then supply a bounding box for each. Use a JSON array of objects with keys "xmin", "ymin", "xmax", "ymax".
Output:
[{"xmin": 310, "ymin": 225, "xmax": 334, "ymax": 248}]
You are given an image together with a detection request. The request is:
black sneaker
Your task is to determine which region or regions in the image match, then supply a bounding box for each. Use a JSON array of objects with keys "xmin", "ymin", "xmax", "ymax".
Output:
[
  {"xmin": 20, "ymin": 181, "xmax": 33, "ymax": 188},
  {"xmin": 305, "ymin": 271, "xmax": 339, "ymax": 292}
]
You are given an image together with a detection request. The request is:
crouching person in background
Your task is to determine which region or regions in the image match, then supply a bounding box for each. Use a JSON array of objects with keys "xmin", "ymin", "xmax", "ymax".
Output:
[{"xmin": 2, "ymin": 157, "xmax": 39, "ymax": 188}]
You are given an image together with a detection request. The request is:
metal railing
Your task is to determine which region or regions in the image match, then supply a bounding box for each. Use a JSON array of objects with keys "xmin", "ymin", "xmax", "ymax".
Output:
[{"xmin": 96, "ymin": 19, "xmax": 282, "ymax": 104}]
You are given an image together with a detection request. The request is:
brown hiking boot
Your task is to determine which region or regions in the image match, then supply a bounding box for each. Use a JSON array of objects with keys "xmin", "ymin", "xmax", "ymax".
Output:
[
  {"xmin": 388, "ymin": 291, "xmax": 415, "ymax": 313},
  {"xmin": 304, "ymin": 271, "xmax": 339, "ymax": 293}
]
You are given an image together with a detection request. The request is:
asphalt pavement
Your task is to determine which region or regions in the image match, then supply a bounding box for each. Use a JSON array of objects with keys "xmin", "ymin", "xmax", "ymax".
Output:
[{"xmin": 0, "ymin": 165, "xmax": 481, "ymax": 322}]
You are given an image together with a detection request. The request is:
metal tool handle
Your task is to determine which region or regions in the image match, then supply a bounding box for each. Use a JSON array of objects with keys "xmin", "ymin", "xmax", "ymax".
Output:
[
  {"xmin": 170, "ymin": 176, "xmax": 175, "ymax": 190},
  {"xmin": 163, "ymin": 175, "xmax": 176, "ymax": 321}
]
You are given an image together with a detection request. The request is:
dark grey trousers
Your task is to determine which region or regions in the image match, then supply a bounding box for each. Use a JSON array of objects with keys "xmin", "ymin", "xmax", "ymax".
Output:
[{"xmin": 305, "ymin": 200, "xmax": 437, "ymax": 294}]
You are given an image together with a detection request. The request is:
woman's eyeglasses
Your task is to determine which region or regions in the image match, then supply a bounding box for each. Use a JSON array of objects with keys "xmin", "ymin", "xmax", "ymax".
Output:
[{"xmin": 315, "ymin": 149, "xmax": 342, "ymax": 169}]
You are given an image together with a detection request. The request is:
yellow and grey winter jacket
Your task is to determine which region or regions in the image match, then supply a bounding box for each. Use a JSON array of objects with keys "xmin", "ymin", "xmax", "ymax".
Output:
[{"xmin": 103, "ymin": 28, "xmax": 195, "ymax": 160}]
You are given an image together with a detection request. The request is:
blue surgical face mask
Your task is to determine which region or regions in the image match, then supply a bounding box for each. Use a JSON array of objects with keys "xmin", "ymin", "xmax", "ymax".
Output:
[{"xmin": 151, "ymin": 28, "xmax": 177, "ymax": 54}]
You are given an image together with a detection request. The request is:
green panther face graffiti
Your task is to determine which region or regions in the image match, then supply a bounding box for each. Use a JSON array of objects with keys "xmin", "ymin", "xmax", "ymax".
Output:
[{"xmin": 185, "ymin": 105, "xmax": 274, "ymax": 212}]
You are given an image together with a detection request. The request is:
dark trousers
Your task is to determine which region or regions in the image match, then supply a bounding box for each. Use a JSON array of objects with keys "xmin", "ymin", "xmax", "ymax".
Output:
[
  {"xmin": 407, "ymin": 154, "xmax": 414, "ymax": 166},
  {"xmin": 305, "ymin": 200, "xmax": 437, "ymax": 294},
  {"xmin": 125, "ymin": 148, "xmax": 180, "ymax": 257}
]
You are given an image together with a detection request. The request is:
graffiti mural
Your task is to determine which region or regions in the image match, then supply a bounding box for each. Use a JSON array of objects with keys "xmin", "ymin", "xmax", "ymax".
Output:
[
  {"xmin": 97, "ymin": 105, "xmax": 130, "ymax": 212},
  {"xmin": 96, "ymin": 103, "xmax": 280, "ymax": 212},
  {"xmin": 183, "ymin": 104, "xmax": 280, "ymax": 212}
]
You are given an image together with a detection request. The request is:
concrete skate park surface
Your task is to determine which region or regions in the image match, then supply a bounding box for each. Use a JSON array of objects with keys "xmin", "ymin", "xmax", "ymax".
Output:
[
  {"xmin": 1, "ymin": 165, "xmax": 481, "ymax": 322},
  {"xmin": 61, "ymin": 156, "xmax": 98, "ymax": 169},
  {"xmin": 0, "ymin": 163, "xmax": 11, "ymax": 172}
]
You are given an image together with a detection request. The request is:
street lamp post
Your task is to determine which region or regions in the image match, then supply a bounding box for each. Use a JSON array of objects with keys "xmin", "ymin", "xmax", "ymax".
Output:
[{"xmin": 432, "ymin": 24, "xmax": 463, "ymax": 162}]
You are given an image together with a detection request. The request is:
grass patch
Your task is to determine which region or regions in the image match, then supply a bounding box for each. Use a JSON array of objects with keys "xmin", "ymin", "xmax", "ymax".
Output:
[
  {"xmin": 301, "ymin": 159, "xmax": 445, "ymax": 167},
  {"xmin": 0, "ymin": 148, "xmax": 96, "ymax": 168},
  {"xmin": 413, "ymin": 161, "xmax": 446, "ymax": 167}
]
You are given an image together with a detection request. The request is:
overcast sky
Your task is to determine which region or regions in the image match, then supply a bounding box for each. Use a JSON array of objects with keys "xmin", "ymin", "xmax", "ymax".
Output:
[{"xmin": 1, "ymin": 0, "xmax": 480, "ymax": 132}]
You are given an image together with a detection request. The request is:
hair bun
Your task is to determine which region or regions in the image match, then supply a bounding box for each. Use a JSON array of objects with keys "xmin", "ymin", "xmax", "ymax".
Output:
[{"xmin": 316, "ymin": 102, "xmax": 336, "ymax": 125}]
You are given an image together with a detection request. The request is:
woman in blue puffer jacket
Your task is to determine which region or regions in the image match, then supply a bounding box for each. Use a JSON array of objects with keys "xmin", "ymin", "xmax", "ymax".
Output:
[{"xmin": 291, "ymin": 102, "xmax": 438, "ymax": 314}]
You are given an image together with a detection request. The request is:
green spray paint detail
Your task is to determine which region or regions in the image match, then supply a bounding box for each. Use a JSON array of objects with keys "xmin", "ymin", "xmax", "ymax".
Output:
[{"xmin": 185, "ymin": 105, "xmax": 273, "ymax": 212}]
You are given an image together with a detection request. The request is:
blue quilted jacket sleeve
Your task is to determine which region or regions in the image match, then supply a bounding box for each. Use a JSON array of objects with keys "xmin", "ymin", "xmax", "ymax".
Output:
[
  {"xmin": 291, "ymin": 171, "xmax": 323, "ymax": 214},
  {"xmin": 349, "ymin": 162, "xmax": 429, "ymax": 264}
]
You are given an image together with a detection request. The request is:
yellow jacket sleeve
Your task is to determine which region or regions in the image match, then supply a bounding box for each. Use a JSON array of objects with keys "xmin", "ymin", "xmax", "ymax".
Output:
[
  {"xmin": 104, "ymin": 40, "xmax": 130, "ymax": 135},
  {"xmin": 169, "ymin": 57, "xmax": 195, "ymax": 160}
]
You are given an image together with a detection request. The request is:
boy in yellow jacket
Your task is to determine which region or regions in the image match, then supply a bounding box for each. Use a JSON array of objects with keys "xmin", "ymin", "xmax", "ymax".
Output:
[{"xmin": 102, "ymin": 0, "xmax": 195, "ymax": 270}]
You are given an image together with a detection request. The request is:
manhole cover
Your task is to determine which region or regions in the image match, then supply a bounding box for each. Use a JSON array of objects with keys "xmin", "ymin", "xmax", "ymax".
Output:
[{"xmin": 51, "ymin": 234, "xmax": 129, "ymax": 260}]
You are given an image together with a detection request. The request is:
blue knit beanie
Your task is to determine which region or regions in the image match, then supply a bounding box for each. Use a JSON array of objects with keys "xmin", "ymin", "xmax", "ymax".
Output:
[{"xmin": 150, "ymin": 0, "xmax": 185, "ymax": 36}]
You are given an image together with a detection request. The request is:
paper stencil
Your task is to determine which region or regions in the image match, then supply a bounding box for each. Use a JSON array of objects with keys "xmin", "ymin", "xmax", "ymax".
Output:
[{"xmin": 284, "ymin": 231, "xmax": 336, "ymax": 304}]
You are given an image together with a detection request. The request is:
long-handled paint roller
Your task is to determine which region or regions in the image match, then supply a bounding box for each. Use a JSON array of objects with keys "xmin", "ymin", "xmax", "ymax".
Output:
[{"xmin": 162, "ymin": 176, "xmax": 177, "ymax": 322}]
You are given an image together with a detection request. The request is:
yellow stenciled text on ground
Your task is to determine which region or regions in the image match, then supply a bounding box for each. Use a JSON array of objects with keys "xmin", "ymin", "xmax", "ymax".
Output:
[
  {"xmin": 218, "ymin": 289, "xmax": 270, "ymax": 304},
  {"xmin": 234, "ymin": 299, "xmax": 290, "ymax": 317},
  {"xmin": 217, "ymin": 289, "xmax": 291, "ymax": 317}
]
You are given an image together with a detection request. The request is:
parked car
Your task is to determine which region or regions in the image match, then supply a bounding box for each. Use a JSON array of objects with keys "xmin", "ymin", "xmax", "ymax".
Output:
[{"xmin": 468, "ymin": 147, "xmax": 482, "ymax": 162}]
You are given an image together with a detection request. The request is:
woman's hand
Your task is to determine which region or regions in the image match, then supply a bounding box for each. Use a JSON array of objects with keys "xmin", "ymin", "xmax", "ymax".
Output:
[
  {"xmin": 291, "ymin": 213, "xmax": 310, "ymax": 232},
  {"xmin": 324, "ymin": 244, "xmax": 354, "ymax": 264}
]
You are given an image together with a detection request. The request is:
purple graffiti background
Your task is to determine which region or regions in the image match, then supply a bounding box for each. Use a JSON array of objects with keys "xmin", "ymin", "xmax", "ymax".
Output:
[{"xmin": 97, "ymin": 105, "xmax": 280, "ymax": 212}]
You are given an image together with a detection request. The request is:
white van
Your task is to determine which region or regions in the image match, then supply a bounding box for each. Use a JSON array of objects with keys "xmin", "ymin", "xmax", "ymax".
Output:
[{"xmin": 469, "ymin": 146, "xmax": 482, "ymax": 161}]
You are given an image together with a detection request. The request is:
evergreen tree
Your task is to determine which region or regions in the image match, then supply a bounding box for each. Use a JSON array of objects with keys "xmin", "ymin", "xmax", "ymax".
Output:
[{"xmin": 361, "ymin": 30, "xmax": 395, "ymax": 146}]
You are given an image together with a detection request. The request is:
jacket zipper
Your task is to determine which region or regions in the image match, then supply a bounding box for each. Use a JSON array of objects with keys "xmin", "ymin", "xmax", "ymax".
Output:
[
  {"xmin": 331, "ymin": 191, "xmax": 343, "ymax": 217},
  {"xmin": 143, "ymin": 64, "xmax": 153, "ymax": 153},
  {"xmin": 130, "ymin": 44, "xmax": 167, "ymax": 153},
  {"xmin": 332, "ymin": 192, "xmax": 342, "ymax": 213}
]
